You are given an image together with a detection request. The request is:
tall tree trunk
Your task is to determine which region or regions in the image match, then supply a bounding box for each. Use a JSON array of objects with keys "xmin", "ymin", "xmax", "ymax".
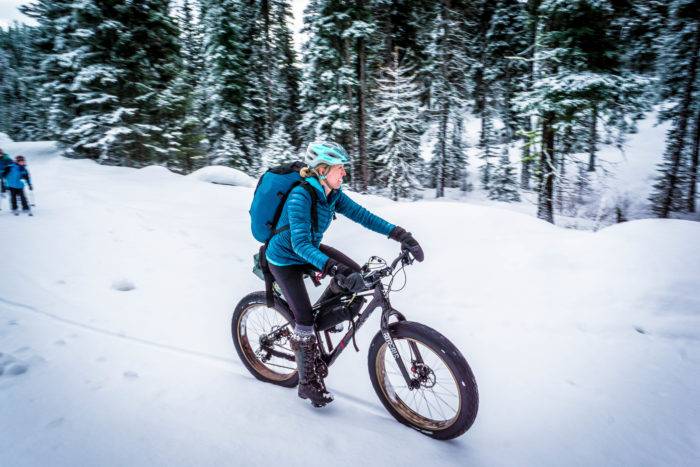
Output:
[
  {"xmin": 261, "ymin": 0, "xmax": 274, "ymax": 138},
  {"xmin": 658, "ymin": 22, "xmax": 699, "ymax": 218},
  {"xmin": 587, "ymin": 104, "xmax": 598, "ymax": 172},
  {"xmin": 436, "ymin": 104, "xmax": 449, "ymax": 198},
  {"xmin": 556, "ymin": 128, "xmax": 572, "ymax": 213},
  {"xmin": 538, "ymin": 112, "xmax": 555, "ymax": 223},
  {"xmin": 355, "ymin": 0, "xmax": 368, "ymax": 192},
  {"xmin": 689, "ymin": 108, "xmax": 700, "ymax": 212}
]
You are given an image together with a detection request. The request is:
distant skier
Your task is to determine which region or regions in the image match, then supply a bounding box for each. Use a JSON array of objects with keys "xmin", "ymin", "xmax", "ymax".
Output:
[
  {"xmin": 2, "ymin": 155, "xmax": 33, "ymax": 216},
  {"xmin": 0, "ymin": 148, "xmax": 13, "ymax": 208}
]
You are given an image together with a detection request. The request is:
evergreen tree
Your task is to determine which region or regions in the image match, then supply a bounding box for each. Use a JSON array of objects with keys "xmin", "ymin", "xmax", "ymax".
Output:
[
  {"xmin": 649, "ymin": 0, "xmax": 699, "ymax": 217},
  {"xmin": 200, "ymin": 0, "xmax": 257, "ymax": 170},
  {"xmin": 478, "ymin": 107, "xmax": 497, "ymax": 190},
  {"xmin": 515, "ymin": 0, "xmax": 650, "ymax": 223},
  {"xmin": 429, "ymin": 0, "xmax": 477, "ymax": 197},
  {"xmin": 489, "ymin": 146, "xmax": 521, "ymax": 201},
  {"xmin": 60, "ymin": 0, "xmax": 183, "ymax": 166},
  {"xmin": 270, "ymin": 0, "xmax": 302, "ymax": 148},
  {"xmin": 260, "ymin": 123, "xmax": 298, "ymax": 171},
  {"xmin": 483, "ymin": 0, "xmax": 530, "ymax": 141},
  {"xmin": 21, "ymin": 0, "xmax": 77, "ymax": 141},
  {"xmin": 0, "ymin": 24, "xmax": 46, "ymax": 140},
  {"xmin": 211, "ymin": 129, "xmax": 247, "ymax": 167},
  {"xmin": 371, "ymin": 50, "xmax": 424, "ymax": 200}
]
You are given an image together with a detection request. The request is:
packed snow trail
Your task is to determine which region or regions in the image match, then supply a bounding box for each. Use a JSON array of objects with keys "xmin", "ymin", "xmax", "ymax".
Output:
[{"xmin": 1, "ymin": 142, "xmax": 699, "ymax": 466}]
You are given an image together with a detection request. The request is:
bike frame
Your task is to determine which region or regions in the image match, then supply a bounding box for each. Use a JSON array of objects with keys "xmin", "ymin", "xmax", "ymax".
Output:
[{"xmin": 313, "ymin": 274, "xmax": 425, "ymax": 390}]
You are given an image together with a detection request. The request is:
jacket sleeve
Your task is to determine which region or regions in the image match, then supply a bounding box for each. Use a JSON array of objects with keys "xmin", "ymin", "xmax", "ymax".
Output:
[
  {"xmin": 22, "ymin": 168, "xmax": 31, "ymax": 187},
  {"xmin": 335, "ymin": 191, "xmax": 395, "ymax": 236},
  {"xmin": 287, "ymin": 188, "xmax": 329, "ymax": 271}
]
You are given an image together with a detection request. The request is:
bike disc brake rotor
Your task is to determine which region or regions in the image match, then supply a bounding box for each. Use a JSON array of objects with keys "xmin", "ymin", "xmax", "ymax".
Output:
[{"xmin": 376, "ymin": 338, "xmax": 461, "ymax": 430}]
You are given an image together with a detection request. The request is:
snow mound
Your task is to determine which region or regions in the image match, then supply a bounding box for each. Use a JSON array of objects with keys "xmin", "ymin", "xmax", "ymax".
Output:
[
  {"xmin": 0, "ymin": 132, "xmax": 13, "ymax": 143},
  {"xmin": 137, "ymin": 165, "xmax": 178, "ymax": 180},
  {"xmin": 188, "ymin": 165, "xmax": 256, "ymax": 187}
]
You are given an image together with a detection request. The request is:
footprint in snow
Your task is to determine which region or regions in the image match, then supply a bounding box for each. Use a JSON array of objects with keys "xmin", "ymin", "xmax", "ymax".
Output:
[
  {"xmin": 54, "ymin": 339, "xmax": 67, "ymax": 346},
  {"xmin": 45, "ymin": 417, "xmax": 65, "ymax": 429},
  {"xmin": 112, "ymin": 279, "xmax": 136, "ymax": 292},
  {"xmin": 0, "ymin": 352, "xmax": 30, "ymax": 378},
  {"xmin": 123, "ymin": 371, "xmax": 139, "ymax": 380}
]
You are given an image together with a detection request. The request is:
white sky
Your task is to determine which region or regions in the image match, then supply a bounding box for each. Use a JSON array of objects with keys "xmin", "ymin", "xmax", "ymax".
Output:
[{"xmin": 0, "ymin": 0, "xmax": 34, "ymax": 28}]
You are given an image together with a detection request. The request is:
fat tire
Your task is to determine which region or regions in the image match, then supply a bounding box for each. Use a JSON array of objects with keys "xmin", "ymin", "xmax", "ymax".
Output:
[
  {"xmin": 367, "ymin": 321, "xmax": 478, "ymax": 440},
  {"xmin": 232, "ymin": 291, "xmax": 298, "ymax": 388}
]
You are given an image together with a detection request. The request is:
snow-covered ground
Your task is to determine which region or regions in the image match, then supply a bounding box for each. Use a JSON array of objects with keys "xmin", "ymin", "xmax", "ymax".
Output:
[{"xmin": 0, "ymin": 141, "xmax": 699, "ymax": 466}]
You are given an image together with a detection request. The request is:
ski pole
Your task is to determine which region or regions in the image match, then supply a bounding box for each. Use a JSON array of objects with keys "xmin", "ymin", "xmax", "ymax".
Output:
[{"xmin": 28, "ymin": 189, "xmax": 36, "ymax": 207}]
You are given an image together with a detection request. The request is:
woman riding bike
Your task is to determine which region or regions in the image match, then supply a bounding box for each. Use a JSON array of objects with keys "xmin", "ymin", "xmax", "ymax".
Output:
[{"xmin": 265, "ymin": 141, "xmax": 424, "ymax": 408}]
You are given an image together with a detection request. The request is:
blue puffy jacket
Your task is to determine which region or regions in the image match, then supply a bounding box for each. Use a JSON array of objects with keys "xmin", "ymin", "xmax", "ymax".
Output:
[
  {"xmin": 3, "ymin": 163, "xmax": 31, "ymax": 190},
  {"xmin": 266, "ymin": 177, "xmax": 395, "ymax": 270}
]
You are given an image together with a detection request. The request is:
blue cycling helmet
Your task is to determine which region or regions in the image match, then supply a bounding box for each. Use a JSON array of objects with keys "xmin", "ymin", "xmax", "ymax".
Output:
[{"xmin": 305, "ymin": 141, "xmax": 350, "ymax": 168}]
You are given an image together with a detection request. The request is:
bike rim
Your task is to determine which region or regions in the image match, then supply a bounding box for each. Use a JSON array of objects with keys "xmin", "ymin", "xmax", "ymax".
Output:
[
  {"xmin": 238, "ymin": 304, "xmax": 296, "ymax": 381},
  {"xmin": 375, "ymin": 338, "xmax": 461, "ymax": 431}
]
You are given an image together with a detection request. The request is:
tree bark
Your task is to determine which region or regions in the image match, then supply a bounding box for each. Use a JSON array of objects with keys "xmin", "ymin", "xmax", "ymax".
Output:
[
  {"xmin": 538, "ymin": 112, "xmax": 555, "ymax": 223},
  {"xmin": 659, "ymin": 22, "xmax": 699, "ymax": 218},
  {"xmin": 688, "ymin": 108, "xmax": 700, "ymax": 212},
  {"xmin": 587, "ymin": 104, "xmax": 597, "ymax": 172},
  {"xmin": 355, "ymin": 0, "xmax": 368, "ymax": 192},
  {"xmin": 436, "ymin": 103, "xmax": 449, "ymax": 198},
  {"xmin": 261, "ymin": 0, "xmax": 274, "ymax": 138}
]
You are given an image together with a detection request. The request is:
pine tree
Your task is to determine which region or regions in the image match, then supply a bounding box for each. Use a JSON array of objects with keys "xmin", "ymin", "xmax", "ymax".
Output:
[
  {"xmin": 0, "ymin": 24, "xmax": 46, "ymax": 140},
  {"xmin": 270, "ymin": 0, "xmax": 302, "ymax": 148},
  {"xmin": 260, "ymin": 124, "xmax": 298, "ymax": 171},
  {"xmin": 515, "ymin": 0, "xmax": 651, "ymax": 223},
  {"xmin": 483, "ymin": 0, "xmax": 530, "ymax": 141},
  {"xmin": 478, "ymin": 107, "xmax": 497, "ymax": 190},
  {"xmin": 21, "ymin": 0, "xmax": 77, "ymax": 141},
  {"xmin": 489, "ymin": 146, "xmax": 521, "ymax": 201},
  {"xmin": 371, "ymin": 50, "xmax": 424, "ymax": 200},
  {"xmin": 200, "ymin": 0, "xmax": 260, "ymax": 171},
  {"xmin": 649, "ymin": 0, "xmax": 700, "ymax": 217},
  {"xmin": 429, "ymin": 0, "xmax": 477, "ymax": 198},
  {"xmin": 59, "ymin": 0, "xmax": 183, "ymax": 166},
  {"xmin": 211, "ymin": 130, "xmax": 247, "ymax": 168},
  {"xmin": 299, "ymin": 1, "xmax": 359, "ymax": 184}
]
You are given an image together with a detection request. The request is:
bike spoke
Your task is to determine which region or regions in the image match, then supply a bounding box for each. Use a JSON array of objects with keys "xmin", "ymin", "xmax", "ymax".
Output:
[{"xmin": 379, "ymin": 337, "xmax": 461, "ymax": 425}]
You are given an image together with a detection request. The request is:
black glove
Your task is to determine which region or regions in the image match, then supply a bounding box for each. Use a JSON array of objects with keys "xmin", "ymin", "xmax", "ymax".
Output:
[
  {"xmin": 29, "ymin": 185, "xmax": 33, "ymax": 191},
  {"xmin": 322, "ymin": 258, "xmax": 354, "ymax": 278},
  {"xmin": 336, "ymin": 272, "xmax": 368, "ymax": 293},
  {"xmin": 388, "ymin": 226, "xmax": 424, "ymax": 262}
]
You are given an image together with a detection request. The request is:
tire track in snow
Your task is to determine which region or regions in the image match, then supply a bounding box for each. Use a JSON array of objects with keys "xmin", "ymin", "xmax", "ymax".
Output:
[
  {"xmin": 0, "ymin": 295, "xmax": 389, "ymax": 415},
  {"xmin": 0, "ymin": 295, "xmax": 238, "ymax": 367}
]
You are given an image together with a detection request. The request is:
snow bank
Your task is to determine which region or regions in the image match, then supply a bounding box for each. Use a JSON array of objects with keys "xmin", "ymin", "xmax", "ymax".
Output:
[
  {"xmin": 187, "ymin": 165, "xmax": 256, "ymax": 187},
  {"xmin": 0, "ymin": 132, "xmax": 13, "ymax": 143}
]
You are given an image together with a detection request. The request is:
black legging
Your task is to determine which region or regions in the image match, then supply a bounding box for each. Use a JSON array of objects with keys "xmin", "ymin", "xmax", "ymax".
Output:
[{"xmin": 269, "ymin": 244, "xmax": 360, "ymax": 326}]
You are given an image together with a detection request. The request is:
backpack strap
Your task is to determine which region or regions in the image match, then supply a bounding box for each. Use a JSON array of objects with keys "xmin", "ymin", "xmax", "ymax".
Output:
[
  {"xmin": 262, "ymin": 181, "xmax": 320, "ymax": 307},
  {"xmin": 300, "ymin": 181, "xmax": 319, "ymax": 234}
]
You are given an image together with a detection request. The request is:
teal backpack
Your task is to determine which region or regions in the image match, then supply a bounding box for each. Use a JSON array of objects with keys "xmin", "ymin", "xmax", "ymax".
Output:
[
  {"xmin": 249, "ymin": 161, "xmax": 320, "ymax": 306},
  {"xmin": 249, "ymin": 161, "xmax": 318, "ymax": 243}
]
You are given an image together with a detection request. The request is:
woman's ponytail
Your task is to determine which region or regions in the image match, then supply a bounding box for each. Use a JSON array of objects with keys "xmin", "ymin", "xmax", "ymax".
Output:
[{"xmin": 299, "ymin": 166, "xmax": 315, "ymax": 178}]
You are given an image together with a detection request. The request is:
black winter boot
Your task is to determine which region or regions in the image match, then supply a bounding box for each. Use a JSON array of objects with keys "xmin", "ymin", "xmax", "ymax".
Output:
[{"xmin": 290, "ymin": 332, "xmax": 333, "ymax": 407}]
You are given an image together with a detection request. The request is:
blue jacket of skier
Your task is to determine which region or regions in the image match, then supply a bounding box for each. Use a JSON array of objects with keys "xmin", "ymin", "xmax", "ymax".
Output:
[
  {"xmin": 3, "ymin": 162, "xmax": 32, "ymax": 190},
  {"xmin": 265, "ymin": 176, "xmax": 395, "ymax": 271}
]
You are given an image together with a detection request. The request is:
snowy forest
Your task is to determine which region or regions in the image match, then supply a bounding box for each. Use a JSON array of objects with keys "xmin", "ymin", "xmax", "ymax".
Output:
[{"xmin": 0, "ymin": 0, "xmax": 698, "ymax": 225}]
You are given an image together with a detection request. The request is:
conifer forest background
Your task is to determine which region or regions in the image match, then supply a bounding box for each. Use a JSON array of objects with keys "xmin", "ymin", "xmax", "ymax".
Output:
[{"xmin": 1, "ymin": 0, "xmax": 698, "ymax": 226}]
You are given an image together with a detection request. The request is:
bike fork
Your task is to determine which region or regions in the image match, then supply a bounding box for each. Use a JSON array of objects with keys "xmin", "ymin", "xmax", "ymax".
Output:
[{"xmin": 380, "ymin": 307, "xmax": 424, "ymax": 390}]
